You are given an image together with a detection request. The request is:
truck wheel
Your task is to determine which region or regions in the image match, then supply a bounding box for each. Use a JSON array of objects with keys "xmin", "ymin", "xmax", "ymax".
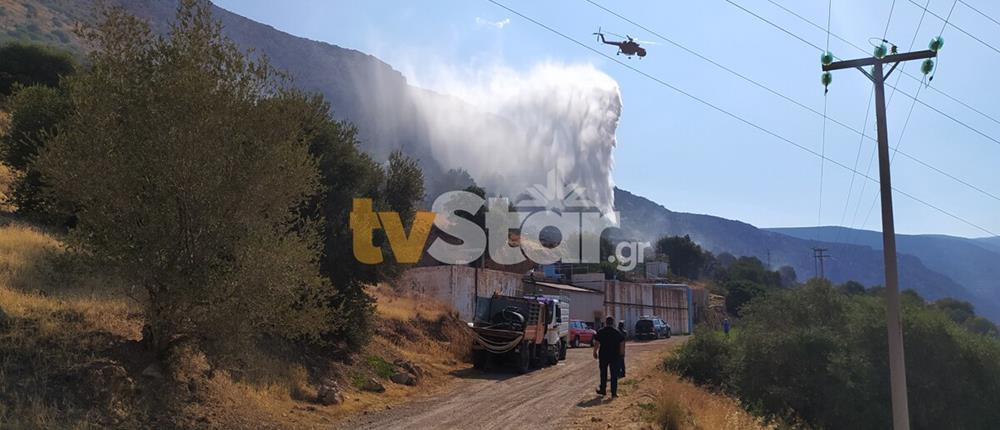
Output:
[
  {"xmin": 473, "ymin": 350, "xmax": 488, "ymax": 370},
  {"xmin": 517, "ymin": 343, "xmax": 531, "ymax": 374},
  {"xmin": 571, "ymin": 337, "xmax": 580, "ymax": 348},
  {"xmin": 559, "ymin": 340, "xmax": 567, "ymax": 361}
]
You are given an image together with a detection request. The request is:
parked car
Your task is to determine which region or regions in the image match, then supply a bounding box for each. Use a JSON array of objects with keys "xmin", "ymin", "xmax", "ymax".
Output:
[
  {"xmin": 568, "ymin": 320, "xmax": 596, "ymax": 347},
  {"xmin": 634, "ymin": 317, "xmax": 671, "ymax": 340}
]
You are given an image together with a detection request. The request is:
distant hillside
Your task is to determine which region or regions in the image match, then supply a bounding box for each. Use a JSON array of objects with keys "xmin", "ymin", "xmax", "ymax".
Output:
[
  {"xmin": 975, "ymin": 236, "xmax": 1000, "ymax": 254},
  {"xmin": 0, "ymin": 0, "xmax": 92, "ymax": 55},
  {"xmin": 612, "ymin": 188, "xmax": 994, "ymax": 319},
  {"xmin": 1, "ymin": 0, "xmax": 449, "ymax": 176},
  {"xmin": 769, "ymin": 226, "xmax": 1000, "ymax": 319},
  {"xmin": 5, "ymin": 0, "xmax": 993, "ymax": 321}
]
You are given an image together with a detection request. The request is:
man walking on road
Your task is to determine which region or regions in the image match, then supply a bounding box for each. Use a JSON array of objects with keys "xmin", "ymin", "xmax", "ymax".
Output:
[{"xmin": 593, "ymin": 316, "xmax": 625, "ymax": 398}]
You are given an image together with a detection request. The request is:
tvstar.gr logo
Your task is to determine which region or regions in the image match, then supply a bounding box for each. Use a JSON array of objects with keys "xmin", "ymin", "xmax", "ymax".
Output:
[{"xmin": 350, "ymin": 173, "xmax": 648, "ymax": 271}]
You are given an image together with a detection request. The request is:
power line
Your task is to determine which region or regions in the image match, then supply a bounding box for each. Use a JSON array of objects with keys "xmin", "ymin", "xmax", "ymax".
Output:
[
  {"xmin": 845, "ymin": 0, "xmax": 932, "ymax": 241},
  {"xmin": 837, "ymin": 91, "xmax": 874, "ymax": 234},
  {"xmin": 836, "ymin": 0, "xmax": 903, "ymax": 245},
  {"xmin": 860, "ymin": 84, "xmax": 926, "ymax": 231},
  {"xmin": 729, "ymin": 0, "xmax": 1000, "ymax": 150},
  {"xmin": 761, "ymin": 0, "xmax": 1000, "ymax": 133},
  {"xmin": 581, "ymin": 0, "xmax": 1000, "ymax": 206},
  {"xmin": 927, "ymin": 0, "xmax": 960, "ymax": 81},
  {"xmin": 856, "ymin": 1, "xmax": 959, "ymax": 232},
  {"xmin": 818, "ymin": 0, "xmax": 833, "ymax": 231},
  {"xmin": 907, "ymin": 0, "xmax": 1000, "ymax": 55},
  {"xmin": 486, "ymin": 0, "xmax": 997, "ymax": 236},
  {"xmin": 819, "ymin": 95, "xmax": 828, "ymax": 228},
  {"xmin": 884, "ymin": 0, "xmax": 897, "ymax": 39},
  {"xmin": 959, "ymin": 0, "xmax": 1000, "ymax": 29},
  {"xmin": 735, "ymin": 0, "xmax": 999, "ymax": 236}
]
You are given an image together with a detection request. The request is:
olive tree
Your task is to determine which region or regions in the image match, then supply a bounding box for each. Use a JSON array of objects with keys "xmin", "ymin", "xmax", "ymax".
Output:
[{"xmin": 37, "ymin": 1, "xmax": 329, "ymax": 353}]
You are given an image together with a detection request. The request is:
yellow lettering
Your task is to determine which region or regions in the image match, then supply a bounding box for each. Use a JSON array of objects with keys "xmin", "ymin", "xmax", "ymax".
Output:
[
  {"xmin": 378, "ymin": 211, "xmax": 436, "ymax": 263},
  {"xmin": 350, "ymin": 198, "xmax": 383, "ymax": 264}
]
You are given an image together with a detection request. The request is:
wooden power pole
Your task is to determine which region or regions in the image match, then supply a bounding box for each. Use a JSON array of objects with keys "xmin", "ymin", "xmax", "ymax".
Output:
[
  {"xmin": 822, "ymin": 47, "xmax": 938, "ymax": 430},
  {"xmin": 812, "ymin": 247, "xmax": 830, "ymax": 280}
]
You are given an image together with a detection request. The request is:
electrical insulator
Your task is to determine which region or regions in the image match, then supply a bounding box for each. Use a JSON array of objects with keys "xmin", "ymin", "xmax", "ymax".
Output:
[
  {"xmin": 874, "ymin": 43, "xmax": 887, "ymax": 59},
  {"xmin": 822, "ymin": 71, "xmax": 832, "ymax": 94},
  {"xmin": 921, "ymin": 59, "xmax": 934, "ymax": 75},
  {"xmin": 929, "ymin": 36, "xmax": 944, "ymax": 52},
  {"xmin": 821, "ymin": 51, "xmax": 834, "ymax": 66}
]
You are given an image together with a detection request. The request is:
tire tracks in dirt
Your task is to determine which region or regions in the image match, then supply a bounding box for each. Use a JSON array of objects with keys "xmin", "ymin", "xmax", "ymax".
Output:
[{"xmin": 341, "ymin": 337, "xmax": 682, "ymax": 429}]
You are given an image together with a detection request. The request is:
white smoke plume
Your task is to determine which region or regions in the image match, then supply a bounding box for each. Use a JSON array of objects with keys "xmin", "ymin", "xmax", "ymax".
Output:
[
  {"xmin": 410, "ymin": 63, "xmax": 622, "ymax": 215},
  {"xmin": 475, "ymin": 17, "xmax": 511, "ymax": 29}
]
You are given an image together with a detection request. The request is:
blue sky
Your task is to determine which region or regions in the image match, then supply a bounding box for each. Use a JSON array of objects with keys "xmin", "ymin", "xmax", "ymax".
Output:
[{"xmin": 215, "ymin": 0, "xmax": 999, "ymax": 238}]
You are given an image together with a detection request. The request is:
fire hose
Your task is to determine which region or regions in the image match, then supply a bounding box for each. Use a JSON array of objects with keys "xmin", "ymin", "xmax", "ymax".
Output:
[
  {"xmin": 470, "ymin": 306, "xmax": 527, "ymax": 353},
  {"xmin": 472, "ymin": 331, "xmax": 524, "ymax": 354}
]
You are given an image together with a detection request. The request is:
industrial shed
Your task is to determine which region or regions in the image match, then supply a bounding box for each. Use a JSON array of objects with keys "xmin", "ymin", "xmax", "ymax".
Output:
[
  {"xmin": 523, "ymin": 279, "xmax": 605, "ymax": 323},
  {"xmin": 604, "ymin": 281, "xmax": 692, "ymax": 335}
]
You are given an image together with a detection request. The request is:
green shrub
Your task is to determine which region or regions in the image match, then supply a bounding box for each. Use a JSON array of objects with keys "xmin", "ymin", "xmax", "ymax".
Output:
[
  {"xmin": 665, "ymin": 326, "xmax": 732, "ymax": 388},
  {"xmin": 669, "ymin": 280, "xmax": 1000, "ymax": 428},
  {"xmin": 366, "ymin": 355, "xmax": 395, "ymax": 379}
]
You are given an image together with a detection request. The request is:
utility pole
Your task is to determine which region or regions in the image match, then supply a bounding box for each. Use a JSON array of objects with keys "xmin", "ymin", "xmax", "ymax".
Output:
[
  {"xmin": 811, "ymin": 247, "xmax": 830, "ymax": 279},
  {"xmin": 822, "ymin": 45, "xmax": 938, "ymax": 430}
]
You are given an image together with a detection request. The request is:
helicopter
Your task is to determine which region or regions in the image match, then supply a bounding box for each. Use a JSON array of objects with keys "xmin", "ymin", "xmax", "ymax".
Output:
[{"xmin": 593, "ymin": 27, "xmax": 648, "ymax": 58}]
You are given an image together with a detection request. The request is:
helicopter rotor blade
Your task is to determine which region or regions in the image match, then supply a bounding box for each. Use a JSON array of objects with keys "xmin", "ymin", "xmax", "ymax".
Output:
[{"xmin": 605, "ymin": 30, "xmax": 627, "ymax": 39}]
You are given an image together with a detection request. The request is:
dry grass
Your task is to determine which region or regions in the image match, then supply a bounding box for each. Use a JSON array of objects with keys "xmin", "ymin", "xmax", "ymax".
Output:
[
  {"xmin": 648, "ymin": 374, "xmax": 773, "ymax": 430},
  {"xmin": 372, "ymin": 283, "xmax": 451, "ymax": 322},
  {"xmin": 0, "ymin": 220, "xmax": 143, "ymax": 428},
  {"xmin": 0, "ymin": 217, "xmax": 473, "ymax": 428},
  {"xmin": 1, "ymin": 109, "xmax": 15, "ymax": 211},
  {"xmin": 574, "ymin": 339, "xmax": 771, "ymax": 430},
  {"xmin": 0, "ymin": 163, "xmax": 17, "ymax": 212}
]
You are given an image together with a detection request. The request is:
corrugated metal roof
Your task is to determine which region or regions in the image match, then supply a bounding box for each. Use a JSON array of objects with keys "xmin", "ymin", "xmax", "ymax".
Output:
[{"xmin": 529, "ymin": 281, "xmax": 602, "ymax": 294}]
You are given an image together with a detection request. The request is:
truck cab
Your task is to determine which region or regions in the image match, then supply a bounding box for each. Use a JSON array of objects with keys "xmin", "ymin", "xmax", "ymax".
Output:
[{"xmin": 535, "ymin": 296, "xmax": 570, "ymax": 361}]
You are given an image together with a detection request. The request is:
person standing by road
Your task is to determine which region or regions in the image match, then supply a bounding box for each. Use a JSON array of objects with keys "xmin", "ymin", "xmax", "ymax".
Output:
[
  {"xmin": 593, "ymin": 316, "xmax": 625, "ymax": 398},
  {"xmin": 723, "ymin": 317, "xmax": 731, "ymax": 337},
  {"xmin": 616, "ymin": 321, "xmax": 627, "ymax": 378}
]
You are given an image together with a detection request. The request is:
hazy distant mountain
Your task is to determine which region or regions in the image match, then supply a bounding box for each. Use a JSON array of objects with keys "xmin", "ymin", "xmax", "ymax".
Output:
[
  {"xmin": 975, "ymin": 236, "xmax": 1000, "ymax": 255},
  {"xmin": 768, "ymin": 226, "xmax": 1000, "ymax": 317},
  {"xmin": 1, "ymin": 0, "xmax": 449, "ymax": 174},
  {"xmin": 5, "ymin": 0, "xmax": 994, "ymax": 320},
  {"xmin": 613, "ymin": 189, "xmax": 994, "ymax": 319}
]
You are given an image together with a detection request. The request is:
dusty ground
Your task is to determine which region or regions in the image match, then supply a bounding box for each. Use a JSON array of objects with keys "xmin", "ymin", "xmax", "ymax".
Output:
[{"xmin": 339, "ymin": 337, "xmax": 684, "ymax": 430}]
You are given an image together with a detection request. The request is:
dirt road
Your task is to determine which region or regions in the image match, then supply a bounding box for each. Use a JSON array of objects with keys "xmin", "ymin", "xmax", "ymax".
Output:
[{"xmin": 341, "ymin": 337, "xmax": 682, "ymax": 430}]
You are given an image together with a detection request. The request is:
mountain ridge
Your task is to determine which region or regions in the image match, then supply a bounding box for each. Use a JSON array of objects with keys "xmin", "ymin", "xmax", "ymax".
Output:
[{"xmin": 3, "ymin": 0, "xmax": 995, "ymax": 321}]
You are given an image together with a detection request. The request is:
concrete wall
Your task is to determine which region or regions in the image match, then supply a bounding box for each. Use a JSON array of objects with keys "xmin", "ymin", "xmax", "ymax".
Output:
[
  {"xmin": 604, "ymin": 281, "xmax": 691, "ymax": 335},
  {"xmin": 397, "ymin": 266, "xmax": 524, "ymax": 321},
  {"xmin": 399, "ymin": 267, "xmax": 693, "ymax": 334},
  {"xmin": 572, "ymin": 272, "xmax": 607, "ymax": 292}
]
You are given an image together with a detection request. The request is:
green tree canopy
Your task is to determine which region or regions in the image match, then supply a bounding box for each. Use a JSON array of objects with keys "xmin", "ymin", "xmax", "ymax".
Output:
[
  {"xmin": 655, "ymin": 234, "xmax": 710, "ymax": 279},
  {"xmin": 37, "ymin": 1, "xmax": 329, "ymax": 353},
  {"xmin": 0, "ymin": 42, "xmax": 76, "ymax": 96},
  {"xmin": 670, "ymin": 280, "xmax": 1000, "ymax": 429},
  {"xmin": 305, "ymin": 121, "xmax": 427, "ymax": 350},
  {"xmin": 1, "ymin": 84, "xmax": 73, "ymax": 215}
]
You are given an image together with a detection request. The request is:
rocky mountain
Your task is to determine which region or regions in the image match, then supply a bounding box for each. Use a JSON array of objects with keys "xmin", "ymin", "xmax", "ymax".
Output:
[
  {"xmin": 613, "ymin": 189, "xmax": 995, "ymax": 319},
  {"xmin": 769, "ymin": 226, "xmax": 1000, "ymax": 319},
  {"xmin": 4, "ymin": 0, "xmax": 995, "ymax": 320}
]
